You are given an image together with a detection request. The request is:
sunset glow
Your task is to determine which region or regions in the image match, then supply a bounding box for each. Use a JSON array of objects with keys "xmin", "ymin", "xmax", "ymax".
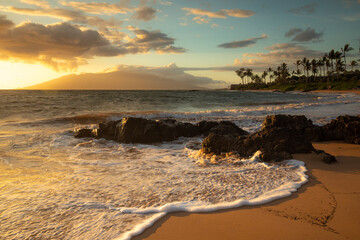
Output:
[{"xmin": 0, "ymin": 0, "xmax": 359, "ymax": 89}]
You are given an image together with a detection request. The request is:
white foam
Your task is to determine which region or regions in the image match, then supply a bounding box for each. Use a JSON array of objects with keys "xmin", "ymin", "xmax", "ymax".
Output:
[
  {"xmin": 114, "ymin": 157, "xmax": 307, "ymax": 240},
  {"xmin": 116, "ymin": 213, "xmax": 166, "ymax": 240}
]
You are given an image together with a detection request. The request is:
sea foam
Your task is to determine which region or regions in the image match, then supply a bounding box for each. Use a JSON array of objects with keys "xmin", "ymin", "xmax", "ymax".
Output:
[{"xmin": 115, "ymin": 153, "xmax": 308, "ymax": 240}]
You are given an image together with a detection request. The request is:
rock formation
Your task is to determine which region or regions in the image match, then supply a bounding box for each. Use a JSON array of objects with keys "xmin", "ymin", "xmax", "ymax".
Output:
[{"xmin": 75, "ymin": 114, "xmax": 360, "ymax": 163}]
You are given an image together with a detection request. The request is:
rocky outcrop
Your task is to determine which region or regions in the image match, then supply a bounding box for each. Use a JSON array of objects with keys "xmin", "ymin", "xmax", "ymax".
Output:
[
  {"xmin": 77, "ymin": 117, "xmax": 248, "ymax": 144},
  {"xmin": 202, "ymin": 114, "xmax": 357, "ymax": 162},
  {"xmin": 74, "ymin": 114, "xmax": 359, "ymax": 163},
  {"xmin": 321, "ymin": 115, "xmax": 360, "ymax": 144},
  {"xmin": 202, "ymin": 124, "xmax": 314, "ymax": 162},
  {"xmin": 261, "ymin": 114, "xmax": 313, "ymax": 131},
  {"xmin": 74, "ymin": 129, "xmax": 96, "ymax": 138}
]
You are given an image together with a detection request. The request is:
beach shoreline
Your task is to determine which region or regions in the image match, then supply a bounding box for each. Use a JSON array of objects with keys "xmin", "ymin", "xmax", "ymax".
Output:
[
  {"xmin": 134, "ymin": 141, "xmax": 360, "ymax": 240},
  {"xmin": 242, "ymin": 89, "xmax": 360, "ymax": 95}
]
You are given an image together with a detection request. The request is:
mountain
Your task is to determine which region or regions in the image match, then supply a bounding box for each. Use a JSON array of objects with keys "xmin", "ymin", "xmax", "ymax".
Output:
[{"xmin": 23, "ymin": 68, "xmax": 210, "ymax": 90}]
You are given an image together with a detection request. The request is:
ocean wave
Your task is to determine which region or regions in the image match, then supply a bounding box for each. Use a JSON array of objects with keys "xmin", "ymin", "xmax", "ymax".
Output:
[{"xmin": 6, "ymin": 97, "xmax": 357, "ymax": 128}]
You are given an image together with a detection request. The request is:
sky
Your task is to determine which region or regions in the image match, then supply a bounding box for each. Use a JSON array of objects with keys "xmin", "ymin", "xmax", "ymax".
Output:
[{"xmin": 0, "ymin": 0, "xmax": 359, "ymax": 89}]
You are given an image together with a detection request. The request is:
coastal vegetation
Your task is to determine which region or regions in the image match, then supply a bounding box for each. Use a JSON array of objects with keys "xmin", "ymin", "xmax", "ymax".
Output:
[{"xmin": 232, "ymin": 44, "xmax": 360, "ymax": 91}]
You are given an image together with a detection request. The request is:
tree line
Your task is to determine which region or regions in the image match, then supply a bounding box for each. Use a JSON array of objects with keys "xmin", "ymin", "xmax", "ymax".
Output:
[{"xmin": 235, "ymin": 44, "xmax": 359, "ymax": 87}]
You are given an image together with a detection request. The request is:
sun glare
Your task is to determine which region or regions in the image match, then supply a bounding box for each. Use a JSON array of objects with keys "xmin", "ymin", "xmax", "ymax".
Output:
[{"xmin": 0, "ymin": 61, "xmax": 60, "ymax": 89}]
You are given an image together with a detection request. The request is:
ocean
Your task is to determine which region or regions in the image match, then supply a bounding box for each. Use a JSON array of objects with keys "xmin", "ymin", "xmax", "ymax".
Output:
[{"xmin": 1, "ymin": 90, "xmax": 359, "ymax": 239}]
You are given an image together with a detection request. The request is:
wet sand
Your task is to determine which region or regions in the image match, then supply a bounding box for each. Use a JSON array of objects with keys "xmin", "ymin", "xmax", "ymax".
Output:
[{"xmin": 134, "ymin": 142, "xmax": 360, "ymax": 240}]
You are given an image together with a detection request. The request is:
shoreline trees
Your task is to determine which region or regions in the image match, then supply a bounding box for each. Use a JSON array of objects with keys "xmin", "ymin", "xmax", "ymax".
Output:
[{"xmin": 233, "ymin": 44, "xmax": 360, "ymax": 90}]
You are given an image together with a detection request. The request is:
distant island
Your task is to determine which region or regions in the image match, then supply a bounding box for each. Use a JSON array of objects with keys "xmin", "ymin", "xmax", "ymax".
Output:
[{"xmin": 231, "ymin": 44, "xmax": 360, "ymax": 91}]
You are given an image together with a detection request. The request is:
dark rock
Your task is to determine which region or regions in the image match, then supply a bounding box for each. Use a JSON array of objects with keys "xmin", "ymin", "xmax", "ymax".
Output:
[
  {"xmin": 261, "ymin": 114, "xmax": 313, "ymax": 131},
  {"xmin": 304, "ymin": 125, "xmax": 324, "ymax": 142},
  {"xmin": 97, "ymin": 120, "xmax": 120, "ymax": 140},
  {"xmin": 260, "ymin": 151, "xmax": 292, "ymax": 162},
  {"xmin": 77, "ymin": 117, "xmax": 249, "ymax": 143},
  {"xmin": 319, "ymin": 152, "xmax": 337, "ymax": 164},
  {"xmin": 322, "ymin": 115, "xmax": 360, "ymax": 144},
  {"xmin": 207, "ymin": 121, "xmax": 248, "ymax": 136},
  {"xmin": 176, "ymin": 122, "xmax": 201, "ymax": 137},
  {"xmin": 74, "ymin": 129, "xmax": 96, "ymax": 138},
  {"xmin": 115, "ymin": 117, "xmax": 179, "ymax": 143},
  {"xmin": 202, "ymin": 127, "xmax": 314, "ymax": 162},
  {"xmin": 201, "ymin": 133, "xmax": 237, "ymax": 154},
  {"xmin": 197, "ymin": 121, "xmax": 219, "ymax": 133}
]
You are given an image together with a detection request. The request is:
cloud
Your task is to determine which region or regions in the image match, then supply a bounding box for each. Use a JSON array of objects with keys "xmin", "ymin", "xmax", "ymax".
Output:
[
  {"xmin": 288, "ymin": 4, "xmax": 318, "ymax": 14},
  {"xmin": 284, "ymin": 28, "xmax": 302, "ymax": 37},
  {"xmin": 126, "ymin": 29, "xmax": 186, "ymax": 53},
  {"xmin": 0, "ymin": 5, "xmax": 129, "ymax": 34},
  {"xmin": 193, "ymin": 16, "xmax": 210, "ymax": 24},
  {"xmin": 182, "ymin": 7, "xmax": 255, "ymax": 24},
  {"xmin": 159, "ymin": 1, "xmax": 173, "ymax": 6},
  {"xmin": 0, "ymin": 18, "xmax": 124, "ymax": 71},
  {"xmin": 218, "ymin": 34, "xmax": 268, "ymax": 49},
  {"xmin": 285, "ymin": 27, "xmax": 323, "ymax": 42},
  {"xmin": 20, "ymin": 0, "xmax": 50, "ymax": 8},
  {"xmin": 59, "ymin": 0, "xmax": 132, "ymax": 15},
  {"xmin": 222, "ymin": 9, "xmax": 256, "ymax": 18},
  {"xmin": 132, "ymin": 6, "xmax": 157, "ymax": 21},
  {"xmin": 343, "ymin": 13, "xmax": 360, "ymax": 21},
  {"xmin": 183, "ymin": 8, "xmax": 226, "ymax": 18},
  {"xmin": 0, "ymin": 15, "xmax": 14, "ymax": 33},
  {"xmin": 232, "ymin": 43, "xmax": 323, "ymax": 71},
  {"xmin": 0, "ymin": 16, "xmax": 185, "ymax": 71},
  {"xmin": 26, "ymin": 63, "xmax": 226, "ymax": 90}
]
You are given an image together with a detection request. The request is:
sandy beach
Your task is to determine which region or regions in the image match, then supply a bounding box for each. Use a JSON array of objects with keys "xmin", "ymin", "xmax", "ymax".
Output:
[
  {"xmin": 311, "ymin": 90, "xmax": 360, "ymax": 95},
  {"xmin": 134, "ymin": 142, "xmax": 360, "ymax": 240}
]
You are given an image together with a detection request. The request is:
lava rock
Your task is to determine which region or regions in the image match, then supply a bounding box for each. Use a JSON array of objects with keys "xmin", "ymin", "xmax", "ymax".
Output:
[
  {"xmin": 74, "ymin": 129, "xmax": 96, "ymax": 138},
  {"xmin": 261, "ymin": 114, "xmax": 313, "ymax": 131},
  {"xmin": 207, "ymin": 121, "xmax": 248, "ymax": 136},
  {"xmin": 322, "ymin": 115, "xmax": 360, "ymax": 144}
]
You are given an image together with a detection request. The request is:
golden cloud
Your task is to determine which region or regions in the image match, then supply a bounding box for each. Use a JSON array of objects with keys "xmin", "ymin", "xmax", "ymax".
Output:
[
  {"xmin": 182, "ymin": 7, "xmax": 255, "ymax": 24},
  {"xmin": 0, "ymin": 16, "xmax": 185, "ymax": 71},
  {"xmin": 59, "ymin": 0, "xmax": 132, "ymax": 15}
]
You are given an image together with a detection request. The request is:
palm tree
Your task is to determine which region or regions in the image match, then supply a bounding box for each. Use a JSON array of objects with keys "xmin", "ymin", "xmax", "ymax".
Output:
[
  {"xmin": 325, "ymin": 59, "xmax": 331, "ymax": 83},
  {"xmin": 253, "ymin": 74, "xmax": 262, "ymax": 84},
  {"xmin": 350, "ymin": 60, "xmax": 358, "ymax": 71},
  {"xmin": 261, "ymin": 71, "xmax": 268, "ymax": 83},
  {"xmin": 335, "ymin": 59, "xmax": 345, "ymax": 79},
  {"xmin": 331, "ymin": 51, "xmax": 342, "ymax": 80},
  {"xmin": 273, "ymin": 70, "xmax": 279, "ymax": 83},
  {"xmin": 328, "ymin": 50, "xmax": 335, "ymax": 72},
  {"xmin": 318, "ymin": 59, "xmax": 324, "ymax": 77},
  {"xmin": 334, "ymin": 51, "xmax": 342, "ymax": 60},
  {"xmin": 311, "ymin": 59, "xmax": 318, "ymax": 78},
  {"xmin": 245, "ymin": 68, "xmax": 253, "ymax": 84},
  {"xmin": 302, "ymin": 58, "xmax": 311, "ymax": 83},
  {"xmin": 322, "ymin": 54, "xmax": 329, "ymax": 76},
  {"xmin": 266, "ymin": 67, "xmax": 273, "ymax": 82},
  {"xmin": 341, "ymin": 44, "xmax": 354, "ymax": 72},
  {"xmin": 235, "ymin": 68, "xmax": 245, "ymax": 84},
  {"xmin": 294, "ymin": 60, "xmax": 302, "ymax": 73},
  {"xmin": 277, "ymin": 63, "xmax": 290, "ymax": 83},
  {"xmin": 269, "ymin": 73, "xmax": 274, "ymax": 83}
]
